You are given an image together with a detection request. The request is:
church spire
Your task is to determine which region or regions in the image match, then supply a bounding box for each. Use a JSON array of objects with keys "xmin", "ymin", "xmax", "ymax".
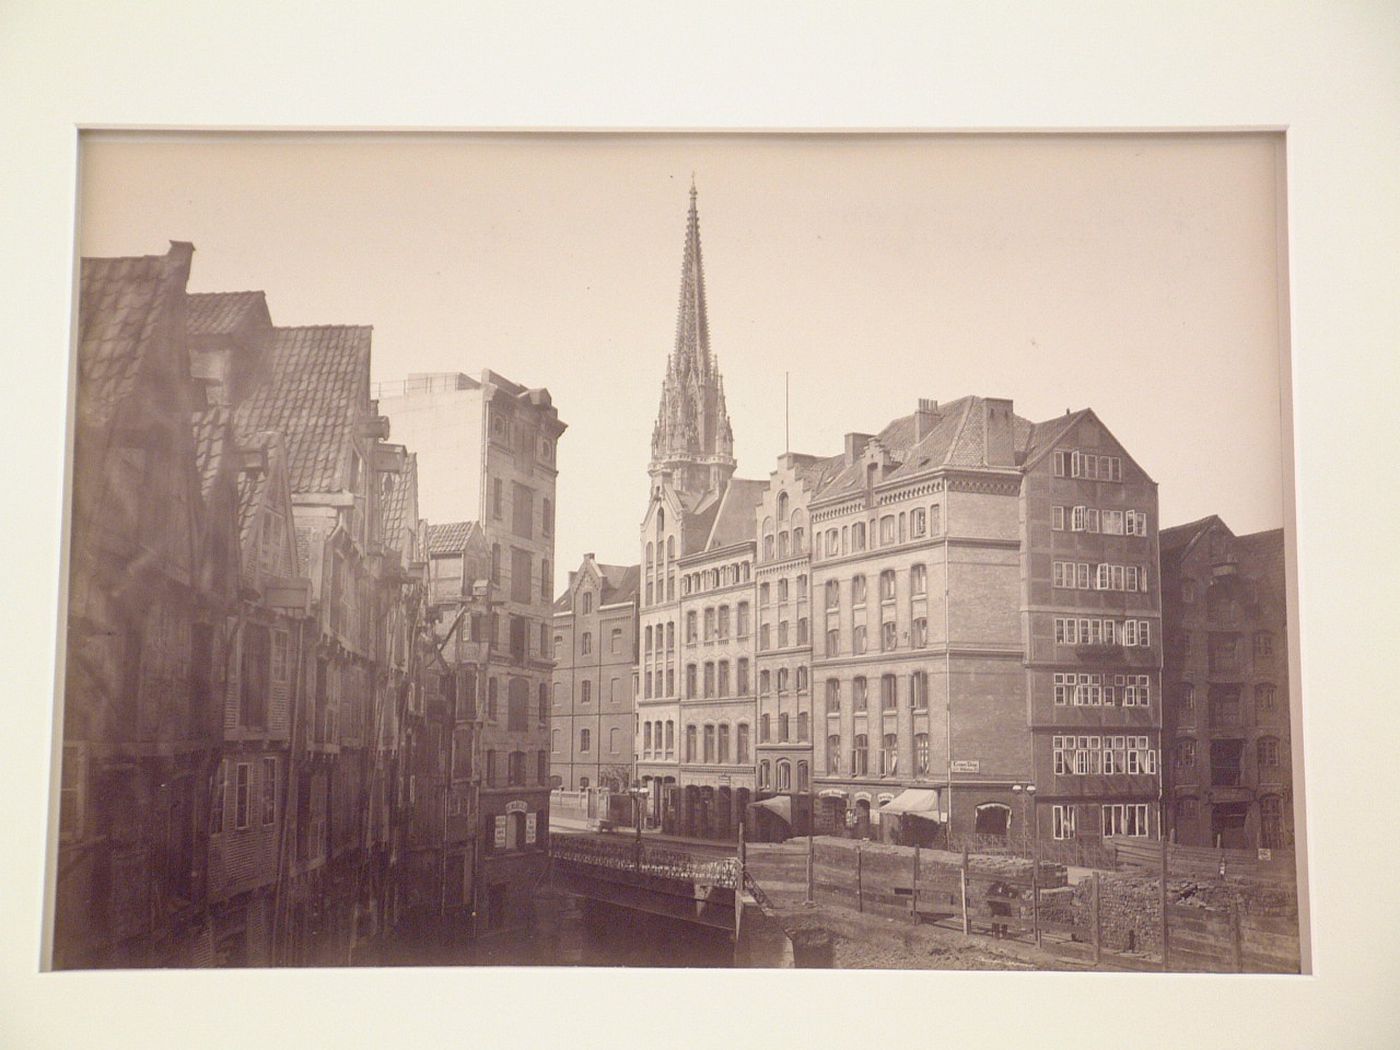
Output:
[{"xmin": 650, "ymin": 181, "xmax": 736, "ymax": 497}]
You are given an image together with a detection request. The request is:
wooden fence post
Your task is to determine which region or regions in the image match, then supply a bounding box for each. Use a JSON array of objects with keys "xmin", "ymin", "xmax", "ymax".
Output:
[
  {"xmin": 1230, "ymin": 901, "xmax": 1244, "ymax": 973},
  {"xmin": 1091, "ymin": 871, "xmax": 1102, "ymax": 967},
  {"xmin": 910, "ymin": 845, "xmax": 920, "ymax": 924},
  {"xmin": 1031, "ymin": 855, "xmax": 1041, "ymax": 947},
  {"xmin": 1159, "ymin": 831, "xmax": 1170, "ymax": 972},
  {"xmin": 960, "ymin": 846, "xmax": 970, "ymax": 936},
  {"xmin": 855, "ymin": 844, "xmax": 863, "ymax": 914}
]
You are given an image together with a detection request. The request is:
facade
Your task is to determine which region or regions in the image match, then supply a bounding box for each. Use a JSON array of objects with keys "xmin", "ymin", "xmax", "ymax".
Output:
[
  {"xmin": 1160, "ymin": 518, "xmax": 1292, "ymax": 850},
  {"xmin": 808, "ymin": 399, "xmax": 1163, "ymax": 850},
  {"xmin": 55, "ymin": 245, "xmax": 429, "ymax": 968},
  {"xmin": 375, "ymin": 370, "xmax": 566, "ymax": 934},
  {"xmin": 550, "ymin": 557, "xmax": 640, "ymax": 792}
]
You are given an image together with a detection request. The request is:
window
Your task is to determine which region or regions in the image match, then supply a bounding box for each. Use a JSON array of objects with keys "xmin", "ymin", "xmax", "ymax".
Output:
[
  {"xmin": 704, "ymin": 724, "xmax": 716, "ymax": 763},
  {"xmin": 685, "ymin": 725, "xmax": 697, "ymax": 762},
  {"xmin": 915, "ymin": 733, "xmax": 930, "ymax": 775},
  {"xmin": 718, "ymin": 660, "xmax": 730, "ymax": 697},
  {"xmin": 260, "ymin": 758, "xmax": 276, "ymax": 825},
  {"xmin": 880, "ymin": 516, "xmax": 896, "ymax": 545},
  {"xmin": 852, "ymin": 735, "xmax": 869, "ymax": 776},
  {"xmin": 879, "ymin": 570, "xmax": 896, "ymax": 602},
  {"xmin": 796, "ymin": 666, "xmax": 809, "ymax": 692},
  {"xmin": 852, "ymin": 676, "xmax": 868, "ymax": 712},
  {"xmin": 512, "ymin": 483, "xmax": 534, "ymax": 538},
  {"xmin": 508, "ymin": 751, "xmax": 525, "ymax": 786},
  {"xmin": 1256, "ymin": 683, "xmax": 1277, "ymax": 717},
  {"xmin": 717, "ymin": 605, "xmax": 730, "ymax": 640},
  {"xmin": 826, "ymin": 678, "xmax": 841, "ymax": 715},
  {"xmin": 1210, "ymin": 738, "xmax": 1244, "ymax": 786},
  {"xmin": 491, "ymin": 477, "xmax": 503, "ymax": 517},
  {"xmin": 881, "ymin": 620, "xmax": 897, "ymax": 652},
  {"xmin": 686, "ymin": 611, "xmax": 697, "ymax": 643},
  {"xmin": 485, "ymin": 750, "xmax": 496, "ymax": 785},
  {"xmin": 1254, "ymin": 631, "xmax": 1275, "ymax": 658},
  {"xmin": 880, "ymin": 674, "xmax": 897, "ymax": 711},
  {"xmin": 736, "ymin": 602, "xmax": 751, "ymax": 638},
  {"xmin": 1258, "ymin": 736, "xmax": 1281, "ymax": 769},
  {"xmin": 234, "ymin": 762, "xmax": 251, "ymax": 830},
  {"xmin": 910, "ymin": 671, "xmax": 928, "ymax": 711},
  {"xmin": 797, "ymin": 711, "xmax": 809, "ymax": 742},
  {"xmin": 580, "ymin": 631, "xmax": 591, "ymax": 655},
  {"xmin": 759, "ymin": 761, "xmax": 771, "ymax": 789},
  {"xmin": 543, "ymin": 497, "xmax": 553, "ymax": 535},
  {"xmin": 911, "ymin": 508, "xmax": 926, "ymax": 536},
  {"xmin": 778, "ymin": 621, "xmax": 789, "ymax": 647},
  {"xmin": 1176, "ymin": 739, "xmax": 1196, "ymax": 771},
  {"xmin": 778, "ymin": 713, "xmax": 790, "ymax": 742},
  {"xmin": 737, "ymin": 658, "xmax": 750, "ymax": 695},
  {"xmin": 703, "ymin": 662, "xmax": 715, "ymax": 698},
  {"xmin": 552, "ymin": 728, "xmax": 561, "ymax": 754},
  {"xmin": 759, "ymin": 714, "xmax": 771, "ymax": 743},
  {"xmin": 581, "ymin": 592, "xmax": 593, "ymax": 615},
  {"xmin": 777, "ymin": 761, "xmax": 792, "ymax": 791},
  {"xmin": 579, "ymin": 728, "xmax": 591, "ymax": 753},
  {"xmin": 487, "ymin": 677, "xmax": 499, "ymax": 721},
  {"xmin": 1052, "ymin": 805, "xmax": 1076, "ymax": 840},
  {"xmin": 881, "ymin": 733, "xmax": 899, "ymax": 776},
  {"xmin": 704, "ymin": 608, "xmax": 715, "ymax": 641},
  {"xmin": 686, "ymin": 664, "xmax": 697, "ymax": 698},
  {"xmin": 852, "ymin": 624, "xmax": 867, "ymax": 654},
  {"xmin": 581, "ymin": 680, "xmax": 591, "ymax": 705},
  {"xmin": 852, "ymin": 521, "xmax": 866, "ymax": 551},
  {"xmin": 759, "ymin": 669, "xmax": 771, "ymax": 695},
  {"xmin": 1180, "ymin": 683, "xmax": 1196, "ymax": 724},
  {"xmin": 1260, "ymin": 796, "xmax": 1286, "ymax": 849},
  {"xmin": 777, "ymin": 667, "xmax": 789, "ymax": 693},
  {"xmin": 737, "ymin": 723, "xmax": 750, "ymax": 764},
  {"xmin": 538, "ymin": 751, "xmax": 549, "ymax": 783},
  {"xmin": 826, "ymin": 628, "xmax": 840, "ymax": 656},
  {"xmin": 851, "ymin": 575, "xmax": 867, "ymax": 605},
  {"xmin": 1101, "ymin": 803, "xmax": 1150, "ymax": 837},
  {"xmin": 1051, "ymin": 506, "xmax": 1065, "ymax": 531},
  {"xmin": 240, "ymin": 624, "xmax": 270, "ymax": 728},
  {"xmin": 1208, "ymin": 634, "xmax": 1239, "ymax": 673},
  {"xmin": 910, "ymin": 563, "xmax": 927, "ymax": 597},
  {"xmin": 609, "ymin": 727, "xmax": 621, "ymax": 755}
]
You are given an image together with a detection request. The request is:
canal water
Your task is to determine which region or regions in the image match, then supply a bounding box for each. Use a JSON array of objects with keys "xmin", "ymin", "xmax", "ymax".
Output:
[{"xmin": 375, "ymin": 886, "xmax": 733, "ymax": 967}]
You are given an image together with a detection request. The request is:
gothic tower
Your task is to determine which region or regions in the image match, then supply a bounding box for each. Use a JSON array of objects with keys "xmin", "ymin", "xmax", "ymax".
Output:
[{"xmin": 648, "ymin": 181, "xmax": 737, "ymax": 499}]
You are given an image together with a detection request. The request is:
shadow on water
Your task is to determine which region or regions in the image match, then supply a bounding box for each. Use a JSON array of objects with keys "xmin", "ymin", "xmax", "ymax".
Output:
[{"xmin": 376, "ymin": 887, "xmax": 734, "ymax": 968}]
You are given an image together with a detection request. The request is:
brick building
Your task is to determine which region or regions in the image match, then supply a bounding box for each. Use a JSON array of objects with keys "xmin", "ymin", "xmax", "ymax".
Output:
[
  {"xmin": 375, "ymin": 370, "xmax": 566, "ymax": 934},
  {"xmin": 550, "ymin": 556, "xmax": 640, "ymax": 792},
  {"xmin": 1160, "ymin": 518, "xmax": 1292, "ymax": 850}
]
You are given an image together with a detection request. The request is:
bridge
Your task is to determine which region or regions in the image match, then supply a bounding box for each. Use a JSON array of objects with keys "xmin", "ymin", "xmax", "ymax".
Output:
[{"xmin": 548, "ymin": 833, "xmax": 744, "ymax": 932}]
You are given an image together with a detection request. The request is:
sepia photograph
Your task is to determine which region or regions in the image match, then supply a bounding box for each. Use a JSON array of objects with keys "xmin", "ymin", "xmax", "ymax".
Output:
[{"xmin": 50, "ymin": 130, "xmax": 1305, "ymax": 974}]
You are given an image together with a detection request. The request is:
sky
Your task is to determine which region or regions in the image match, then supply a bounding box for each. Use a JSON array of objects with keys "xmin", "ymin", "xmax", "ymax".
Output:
[{"xmin": 79, "ymin": 132, "xmax": 1288, "ymax": 588}]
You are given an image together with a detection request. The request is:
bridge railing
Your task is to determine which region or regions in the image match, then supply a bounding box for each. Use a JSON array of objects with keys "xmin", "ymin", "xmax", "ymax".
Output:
[{"xmin": 549, "ymin": 833, "xmax": 740, "ymax": 889}]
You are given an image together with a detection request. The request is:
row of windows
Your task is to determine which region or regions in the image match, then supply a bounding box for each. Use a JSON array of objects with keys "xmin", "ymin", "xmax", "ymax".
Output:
[
  {"xmin": 679, "ymin": 562, "xmax": 752, "ymax": 597},
  {"xmin": 552, "ymin": 725, "xmax": 624, "ymax": 757},
  {"xmin": 489, "ymin": 479, "xmax": 553, "ymax": 539},
  {"xmin": 1175, "ymin": 736, "xmax": 1284, "ymax": 771},
  {"xmin": 759, "ymin": 711, "xmax": 809, "ymax": 743},
  {"xmin": 824, "ymin": 672, "xmax": 930, "ymax": 714},
  {"xmin": 553, "ymin": 676, "xmax": 627, "ymax": 706},
  {"xmin": 825, "ymin": 565, "xmax": 928, "ymax": 609},
  {"xmin": 640, "ymin": 720, "xmax": 675, "ymax": 758},
  {"xmin": 481, "ymin": 749, "xmax": 550, "ymax": 785},
  {"xmin": 1051, "ymin": 803, "xmax": 1150, "ymax": 840},
  {"xmin": 1051, "ymin": 735, "xmax": 1158, "ymax": 776},
  {"xmin": 760, "ymin": 576, "xmax": 809, "ymax": 605},
  {"xmin": 758, "ymin": 759, "xmax": 809, "ymax": 792},
  {"xmin": 1053, "ymin": 618, "xmax": 1152, "ymax": 647},
  {"xmin": 573, "ymin": 626, "xmax": 627, "ymax": 656},
  {"xmin": 824, "ymin": 732, "xmax": 932, "ymax": 777},
  {"xmin": 1052, "ymin": 673, "xmax": 1152, "ymax": 707},
  {"xmin": 1176, "ymin": 682, "xmax": 1279, "ymax": 724},
  {"xmin": 1052, "ymin": 506, "xmax": 1148, "ymax": 536},
  {"xmin": 817, "ymin": 505, "xmax": 943, "ymax": 561},
  {"xmin": 824, "ymin": 617, "xmax": 930, "ymax": 657},
  {"xmin": 682, "ymin": 722, "xmax": 753, "ymax": 765},
  {"xmin": 1052, "ymin": 562, "xmax": 1151, "ymax": 592},
  {"xmin": 1052, "ymin": 449, "xmax": 1124, "ymax": 482},
  {"xmin": 761, "ymin": 527, "xmax": 807, "ymax": 562}
]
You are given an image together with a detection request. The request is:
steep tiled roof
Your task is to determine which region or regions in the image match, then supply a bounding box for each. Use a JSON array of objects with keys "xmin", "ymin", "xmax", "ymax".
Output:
[
  {"xmin": 1020, "ymin": 412, "xmax": 1086, "ymax": 471},
  {"xmin": 233, "ymin": 325, "xmax": 372, "ymax": 494},
  {"xmin": 382, "ymin": 452, "xmax": 416, "ymax": 541},
  {"xmin": 426, "ymin": 520, "xmax": 478, "ymax": 555},
  {"xmin": 190, "ymin": 407, "xmax": 235, "ymax": 504},
  {"xmin": 598, "ymin": 563, "xmax": 641, "ymax": 604},
  {"xmin": 706, "ymin": 478, "xmax": 767, "ymax": 549},
  {"xmin": 76, "ymin": 244, "xmax": 192, "ymax": 429},
  {"xmin": 790, "ymin": 452, "xmax": 846, "ymax": 493},
  {"xmin": 186, "ymin": 291, "xmax": 269, "ymax": 337},
  {"xmin": 1160, "ymin": 515, "xmax": 1224, "ymax": 557}
]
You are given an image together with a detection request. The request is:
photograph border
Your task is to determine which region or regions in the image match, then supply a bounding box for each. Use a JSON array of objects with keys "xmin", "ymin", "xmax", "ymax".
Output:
[{"xmin": 4, "ymin": 5, "xmax": 1397, "ymax": 1049}]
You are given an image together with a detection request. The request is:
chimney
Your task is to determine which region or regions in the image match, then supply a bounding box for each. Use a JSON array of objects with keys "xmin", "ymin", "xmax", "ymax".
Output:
[
  {"xmin": 567, "ymin": 570, "xmax": 577, "ymax": 590},
  {"xmin": 844, "ymin": 432, "xmax": 873, "ymax": 465},
  {"xmin": 982, "ymin": 398, "xmax": 1016, "ymax": 467},
  {"xmin": 915, "ymin": 398, "xmax": 941, "ymax": 442}
]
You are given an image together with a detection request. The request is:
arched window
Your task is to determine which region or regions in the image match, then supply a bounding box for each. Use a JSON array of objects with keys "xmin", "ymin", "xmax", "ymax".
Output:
[
  {"xmin": 777, "ymin": 760, "xmax": 792, "ymax": 791},
  {"xmin": 853, "ymin": 676, "xmax": 868, "ymax": 711},
  {"xmin": 579, "ymin": 728, "xmax": 591, "ymax": 753},
  {"xmin": 644, "ymin": 625, "xmax": 653, "ymax": 651},
  {"xmin": 643, "ymin": 722, "xmax": 653, "ymax": 754},
  {"xmin": 645, "ymin": 541, "xmax": 654, "ymax": 567},
  {"xmin": 881, "ymin": 733, "xmax": 898, "ymax": 776},
  {"xmin": 685, "ymin": 725, "xmax": 697, "ymax": 762},
  {"xmin": 777, "ymin": 491, "xmax": 789, "ymax": 520},
  {"xmin": 656, "ymin": 507, "xmax": 665, "ymax": 534},
  {"xmin": 852, "ymin": 521, "xmax": 866, "ymax": 551},
  {"xmin": 609, "ymin": 727, "xmax": 620, "ymax": 754},
  {"xmin": 551, "ymin": 728, "xmax": 561, "ymax": 753},
  {"xmin": 718, "ymin": 724, "xmax": 730, "ymax": 764},
  {"xmin": 759, "ymin": 761, "xmax": 771, "ymax": 789},
  {"xmin": 778, "ymin": 531, "xmax": 789, "ymax": 558},
  {"xmin": 915, "ymin": 733, "xmax": 930, "ymax": 775},
  {"xmin": 880, "ymin": 569, "xmax": 897, "ymax": 601},
  {"xmin": 827, "ymin": 734, "xmax": 842, "ymax": 773},
  {"xmin": 797, "ymin": 762, "xmax": 809, "ymax": 792},
  {"xmin": 665, "ymin": 720, "xmax": 675, "ymax": 755},
  {"xmin": 667, "ymin": 537, "xmax": 675, "ymax": 561},
  {"xmin": 538, "ymin": 684, "xmax": 548, "ymax": 724},
  {"xmin": 797, "ymin": 711, "xmax": 809, "ymax": 742}
]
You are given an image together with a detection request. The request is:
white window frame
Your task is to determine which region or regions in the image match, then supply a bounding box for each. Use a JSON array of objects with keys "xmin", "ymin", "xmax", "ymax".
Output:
[{"xmin": 234, "ymin": 761, "xmax": 252, "ymax": 830}]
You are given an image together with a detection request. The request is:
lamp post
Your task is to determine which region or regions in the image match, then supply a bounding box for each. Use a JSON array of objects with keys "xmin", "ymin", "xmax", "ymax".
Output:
[{"xmin": 1011, "ymin": 783, "xmax": 1037, "ymax": 856}]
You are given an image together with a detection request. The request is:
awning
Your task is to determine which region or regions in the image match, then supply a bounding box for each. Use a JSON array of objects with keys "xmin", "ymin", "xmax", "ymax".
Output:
[
  {"xmin": 877, "ymin": 788, "xmax": 944, "ymax": 822},
  {"xmin": 753, "ymin": 796, "xmax": 793, "ymax": 823}
]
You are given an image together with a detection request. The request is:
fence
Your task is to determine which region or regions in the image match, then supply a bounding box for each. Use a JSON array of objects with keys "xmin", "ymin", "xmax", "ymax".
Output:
[
  {"xmin": 1111, "ymin": 838, "xmax": 1298, "ymax": 884},
  {"xmin": 745, "ymin": 836, "xmax": 1301, "ymax": 972},
  {"xmin": 549, "ymin": 833, "xmax": 740, "ymax": 888}
]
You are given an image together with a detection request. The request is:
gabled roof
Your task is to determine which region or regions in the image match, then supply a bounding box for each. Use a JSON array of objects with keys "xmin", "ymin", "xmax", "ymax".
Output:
[
  {"xmin": 232, "ymin": 325, "xmax": 372, "ymax": 494},
  {"xmin": 186, "ymin": 291, "xmax": 270, "ymax": 337},
  {"xmin": 790, "ymin": 452, "xmax": 846, "ymax": 493},
  {"xmin": 1160, "ymin": 515, "xmax": 1227, "ymax": 558},
  {"xmin": 705, "ymin": 477, "xmax": 766, "ymax": 550},
  {"xmin": 76, "ymin": 243, "xmax": 193, "ymax": 430},
  {"xmin": 598, "ymin": 563, "xmax": 641, "ymax": 605},
  {"xmin": 425, "ymin": 520, "xmax": 480, "ymax": 555}
]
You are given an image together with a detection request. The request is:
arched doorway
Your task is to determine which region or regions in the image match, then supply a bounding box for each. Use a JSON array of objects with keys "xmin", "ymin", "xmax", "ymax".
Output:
[
  {"xmin": 819, "ymin": 795, "xmax": 846, "ymax": 835},
  {"xmin": 716, "ymin": 786, "xmax": 734, "ymax": 840},
  {"xmin": 735, "ymin": 787, "xmax": 752, "ymax": 837},
  {"xmin": 698, "ymin": 786, "xmax": 716, "ymax": 839},
  {"xmin": 974, "ymin": 802, "xmax": 1011, "ymax": 840}
]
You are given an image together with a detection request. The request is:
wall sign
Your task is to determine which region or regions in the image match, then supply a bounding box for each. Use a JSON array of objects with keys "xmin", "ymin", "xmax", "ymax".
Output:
[
  {"xmin": 505, "ymin": 800, "xmax": 528, "ymax": 813},
  {"xmin": 951, "ymin": 759, "xmax": 981, "ymax": 773},
  {"xmin": 525, "ymin": 813, "xmax": 537, "ymax": 844},
  {"xmin": 493, "ymin": 816, "xmax": 507, "ymax": 848}
]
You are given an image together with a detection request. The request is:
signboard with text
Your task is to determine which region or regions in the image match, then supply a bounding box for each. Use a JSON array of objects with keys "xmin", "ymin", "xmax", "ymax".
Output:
[{"xmin": 951, "ymin": 759, "xmax": 981, "ymax": 774}]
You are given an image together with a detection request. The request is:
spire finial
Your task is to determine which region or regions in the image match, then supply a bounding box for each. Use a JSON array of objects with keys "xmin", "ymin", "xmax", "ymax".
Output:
[{"xmin": 690, "ymin": 172, "xmax": 697, "ymax": 199}]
